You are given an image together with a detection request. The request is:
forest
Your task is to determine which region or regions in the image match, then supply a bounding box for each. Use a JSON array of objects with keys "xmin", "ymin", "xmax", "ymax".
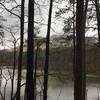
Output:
[{"xmin": 0, "ymin": 0, "xmax": 100, "ymax": 100}]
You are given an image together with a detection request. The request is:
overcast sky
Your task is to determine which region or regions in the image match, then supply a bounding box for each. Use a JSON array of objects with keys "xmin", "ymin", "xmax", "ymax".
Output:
[{"xmin": 0, "ymin": 0, "xmax": 98, "ymax": 49}]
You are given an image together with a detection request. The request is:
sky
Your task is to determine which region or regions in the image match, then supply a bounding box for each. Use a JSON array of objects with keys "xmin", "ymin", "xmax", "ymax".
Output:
[
  {"xmin": 0, "ymin": 0, "xmax": 98, "ymax": 49},
  {"xmin": 0, "ymin": 0, "xmax": 66, "ymax": 49}
]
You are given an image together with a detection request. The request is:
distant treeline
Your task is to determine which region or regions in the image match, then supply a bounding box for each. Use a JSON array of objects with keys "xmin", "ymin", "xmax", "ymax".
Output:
[{"xmin": 0, "ymin": 45, "xmax": 100, "ymax": 75}]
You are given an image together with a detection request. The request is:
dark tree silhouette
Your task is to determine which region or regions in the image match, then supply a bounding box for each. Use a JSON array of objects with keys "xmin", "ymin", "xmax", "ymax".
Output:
[
  {"xmin": 81, "ymin": 0, "xmax": 88, "ymax": 100},
  {"xmin": 11, "ymin": 39, "xmax": 17, "ymax": 100},
  {"xmin": 43, "ymin": 0, "xmax": 53, "ymax": 100},
  {"xmin": 16, "ymin": 0, "xmax": 25, "ymax": 100},
  {"xmin": 25, "ymin": 0, "xmax": 34, "ymax": 100},
  {"xmin": 34, "ymin": 38, "xmax": 44, "ymax": 100},
  {"xmin": 74, "ymin": 0, "xmax": 87, "ymax": 100}
]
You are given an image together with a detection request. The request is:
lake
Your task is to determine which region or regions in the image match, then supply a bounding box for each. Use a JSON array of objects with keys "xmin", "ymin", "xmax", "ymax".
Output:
[{"xmin": 0, "ymin": 69, "xmax": 100, "ymax": 100}]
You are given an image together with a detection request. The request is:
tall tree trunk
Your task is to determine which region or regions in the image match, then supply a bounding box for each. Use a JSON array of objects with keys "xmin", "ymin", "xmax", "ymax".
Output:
[
  {"xmin": 25, "ymin": 0, "xmax": 34, "ymax": 100},
  {"xmin": 82, "ymin": 0, "xmax": 88, "ymax": 100},
  {"xmin": 94, "ymin": 0, "xmax": 100, "ymax": 45},
  {"xmin": 43, "ymin": 0, "xmax": 53, "ymax": 100},
  {"xmin": 74, "ymin": 0, "xmax": 87, "ymax": 100},
  {"xmin": 11, "ymin": 41, "xmax": 16, "ymax": 100},
  {"xmin": 34, "ymin": 43, "xmax": 39, "ymax": 100},
  {"xmin": 16, "ymin": 0, "xmax": 25, "ymax": 100}
]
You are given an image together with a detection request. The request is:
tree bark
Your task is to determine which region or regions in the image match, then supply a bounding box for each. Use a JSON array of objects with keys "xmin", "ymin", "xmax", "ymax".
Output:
[
  {"xmin": 43, "ymin": 0, "xmax": 53, "ymax": 100},
  {"xmin": 25, "ymin": 0, "xmax": 34, "ymax": 100},
  {"xmin": 16, "ymin": 0, "xmax": 25, "ymax": 100},
  {"xmin": 74, "ymin": 0, "xmax": 87, "ymax": 100}
]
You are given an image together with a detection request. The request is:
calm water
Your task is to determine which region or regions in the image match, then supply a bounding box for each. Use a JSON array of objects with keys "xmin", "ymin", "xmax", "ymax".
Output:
[{"xmin": 0, "ymin": 69, "xmax": 100, "ymax": 100}]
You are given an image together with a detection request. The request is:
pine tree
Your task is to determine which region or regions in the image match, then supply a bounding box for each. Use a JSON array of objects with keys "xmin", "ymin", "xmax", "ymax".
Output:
[
  {"xmin": 43, "ymin": 0, "xmax": 53, "ymax": 100},
  {"xmin": 74, "ymin": 0, "xmax": 87, "ymax": 100},
  {"xmin": 16, "ymin": 0, "xmax": 25, "ymax": 100},
  {"xmin": 25, "ymin": 0, "xmax": 34, "ymax": 100}
]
